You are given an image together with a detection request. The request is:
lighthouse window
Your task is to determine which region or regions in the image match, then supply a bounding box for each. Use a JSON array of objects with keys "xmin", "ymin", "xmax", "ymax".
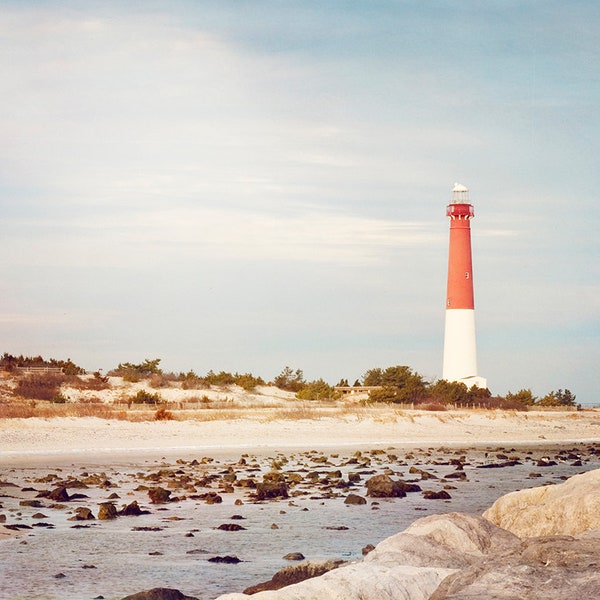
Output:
[{"xmin": 465, "ymin": 272, "xmax": 470, "ymax": 279}]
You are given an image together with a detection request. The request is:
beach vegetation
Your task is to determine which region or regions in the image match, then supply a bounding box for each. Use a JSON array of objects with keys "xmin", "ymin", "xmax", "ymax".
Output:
[
  {"xmin": 365, "ymin": 366, "xmax": 427, "ymax": 404},
  {"xmin": 274, "ymin": 366, "xmax": 306, "ymax": 392},
  {"xmin": 295, "ymin": 379, "xmax": 340, "ymax": 401},
  {"xmin": 154, "ymin": 406, "xmax": 174, "ymax": 420},
  {"xmin": 14, "ymin": 372, "xmax": 66, "ymax": 401},
  {"xmin": 505, "ymin": 389, "xmax": 537, "ymax": 406},
  {"xmin": 537, "ymin": 388, "xmax": 577, "ymax": 407},
  {"xmin": 1, "ymin": 352, "xmax": 85, "ymax": 375},
  {"xmin": 110, "ymin": 358, "xmax": 162, "ymax": 382},
  {"xmin": 131, "ymin": 389, "xmax": 162, "ymax": 405}
]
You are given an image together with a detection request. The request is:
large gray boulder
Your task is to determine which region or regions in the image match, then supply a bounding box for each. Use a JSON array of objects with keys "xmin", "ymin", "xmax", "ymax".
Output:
[{"xmin": 483, "ymin": 468, "xmax": 600, "ymax": 537}]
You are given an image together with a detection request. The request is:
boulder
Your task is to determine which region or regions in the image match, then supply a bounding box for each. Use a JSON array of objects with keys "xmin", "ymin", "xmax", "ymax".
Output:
[
  {"xmin": 119, "ymin": 501, "xmax": 149, "ymax": 516},
  {"xmin": 483, "ymin": 468, "xmax": 600, "ymax": 537},
  {"xmin": 429, "ymin": 532, "xmax": 600, "ymax": 599},
  {"xmin": 256, "ymin": 481, "xmax": 288, "ymax": 501},
  {"xmin": 366, "ymin": 475, "xmax": 420, "ymax": 498},
  {"xmin": 283, "ymin": 552, "xmax": 305, "ymax": 561},
  {"xmin": 68, "ymin": 507, "xmax": 95, "ymax": 521},
  {"xmin": 148, "ymin": 487, "xmax": 171, "ymax": 504},
  {"xmin": 121, "ymin": 588, "xmax": 199, "ymax": 600},
  {"xmin": 422, "ymin": 490, "xmax": 452, "ymax": 500},
  {"xmin": 243, "ymin": 559, "xmax": 346, "ymax": 594},
  {"xmin": 43, "ymin": 487, "xmax": 71, "ymax": 502},
  {"xmin": 344, "ymin": 493, "xmax": 367, "ymax": 505},
  {"xmin": 98, "ymin": 503, "xmax": 118, "ymax": 520}
]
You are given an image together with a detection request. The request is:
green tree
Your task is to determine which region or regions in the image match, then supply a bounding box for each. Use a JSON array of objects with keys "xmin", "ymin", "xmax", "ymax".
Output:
[
  {"xmin": 537, "ymin": 389, "xmax": 576, "ymax": 407},
  {"xmin": 428, "ymin": 379, "xmax": 469, "ymax": 405},
  {"xmin": 365, "ymin": 365, "xmax": 426, "ymax": 404},
  {"xmin": 274, "ymin": 366, "xmax": 305, "ymax": 392},
  {"xmin": 505, "ymin": 389, "xmax": 537, "ymax": 407},
  {"xmin": 296, "ymin": 379, "xmax": 339, "ymax": 401},
  {"xmin": 362, "ymin": 368, "xmax": 383, "ymax": 386}
]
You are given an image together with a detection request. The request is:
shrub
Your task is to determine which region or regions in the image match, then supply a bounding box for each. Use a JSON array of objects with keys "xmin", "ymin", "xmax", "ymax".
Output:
[
  {"xmin": 131, "ymin": 389, "xmax": 162, "ymax": 405},
  {"xmin": 154, "ymin": 406, "xmax": 174, "ymax": 421},
  {"xmin": 14, "ymin": 373, "xmax": 66, "ymax": 401},
  {"xmin": 110, "ymin": 358, "xmax": 162, "ymax": 380},
  {"xmin": 419, "ymin": 402, "xmax": 447, "ymax": 411},
  {"xmin": 296, "ymin": 379, "xmax": 339, "ymax": 401},
  {"xmin": 274, "ymin": 367, "xmax": 305, "ymax": 392},
  {"xmin": 235, "ymin": 372, "xmax": 265, "ymax": 391}
]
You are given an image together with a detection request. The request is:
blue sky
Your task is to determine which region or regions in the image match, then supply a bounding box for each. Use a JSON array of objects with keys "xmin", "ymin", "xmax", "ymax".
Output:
[{"xmin": 1, "ymin": 1, "xmax": 599, "ymax": 403}]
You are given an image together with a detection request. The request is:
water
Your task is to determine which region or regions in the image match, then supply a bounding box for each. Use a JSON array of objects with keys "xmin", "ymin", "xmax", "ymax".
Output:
[{"xmin": 1, "ymin": 443, "xmax": 599, "ymax": 599}]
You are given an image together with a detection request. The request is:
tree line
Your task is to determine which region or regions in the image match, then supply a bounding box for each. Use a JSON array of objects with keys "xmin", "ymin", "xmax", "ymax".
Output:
[{"xmin": 1, "ymin": 352, "xmax": 577, "ymax": 408}]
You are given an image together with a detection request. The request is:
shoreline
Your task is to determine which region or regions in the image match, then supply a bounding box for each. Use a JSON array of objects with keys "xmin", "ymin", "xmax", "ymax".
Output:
[{"xmin": 2, "ymin": 409, "xmax": 599, "ymax": 467}]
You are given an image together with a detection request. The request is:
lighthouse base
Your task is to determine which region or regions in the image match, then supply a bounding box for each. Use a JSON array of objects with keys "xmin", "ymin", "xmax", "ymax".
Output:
[{"xmin": 443, "ymin": 309, "xmax": 486, "ymax": 389}]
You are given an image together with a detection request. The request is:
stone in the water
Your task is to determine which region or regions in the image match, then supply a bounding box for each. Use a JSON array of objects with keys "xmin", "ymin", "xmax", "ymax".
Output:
[
  {"xmin": 344, "ymin": 493, "xmax": 367, "ymax": 505},
  {"xmin": 148, "ymin": 487, "xmax": 171, "ymax": 504},
  {"xmin": 217, "ymin": 523, "xmax": 246, "ymax": 531},
  {"xmin": 243, "ymin": 559, "xmax": 345, "ymax": 594},
  {"xmin": 283, "ymin": 552, "xmax": 305, "ymax": 561},
  {"xmin": 98, "ymin": 503, "xmax": 117, "ymax": 520},
  {"xmin": 119, "ymin": 501, "xmax": 149, "ymax": 516},
  {"xmin": 208, "ymin": 555, "xmax": 241, "ymax": 563},
  {"xmin": 422, "ymin": 490, "xmax": 452, "ymax": 500},
  {"xmin": 256, "ymin": 481, "xmax": 288, "ymax": 500},
  {"xmin": 121, "ymin": 588, "xmax": 199, "ymax": 600}
]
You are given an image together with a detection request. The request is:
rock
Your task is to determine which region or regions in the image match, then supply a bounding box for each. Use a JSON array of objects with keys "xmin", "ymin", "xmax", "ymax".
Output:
[
  {"xmin": 483, "ymin": 468, "xmax": 600, "ymax": 537},
  {"xmin": 203, "ymin": 492, "xmax": 222, "ymax": 505},
  {"xmin": 422, "ymin": 490, "xmax": 452, "ymax": 500},
  {"xmin": 121, "ymin": 588, "xmax": 199, "ymax": 600},
  {"xmin": 256, "ymin": 481, "xmax": 288, "ymax": 501},
  {"xmin": 217, "ymin": 523, "xmax": 246, "ymax": 531},
  {"xmin": 119, "ymin": 501, "xmax": 149, "ymax": 516},
  {"xmin": 429, "ymin": 533, "xmax": 600, "ymax": 600},
  {"xmin": 97, "ymin": 503, "xmax": 118, "ymax": 520},
  {"xmin": 344, "ymin": 493, "xmax": 367, "ymax": 505},
  {"xmin": 68, "ymin": 507, "xmax": 95, "ymax": 521},
  {"xmin": 43, "ymin": 487, "xmax": 71, "ymax": 502},
  {"xmin": 365, "ymin": 474, "xmax": 420, "ymax": 498},
  {"xmin": 243, "ymin": 559, "xmax": 346, "ymax": 594},
  {"xmin": 19, "ymin": 499, "xmax": 43, "ymax": 508},
  {"xmin": 148, "ymin": 487, "xmax": 171, "ymax": 504},
  {"xmin": 362, "ymin": 544, "xmax": 375, "ymax": 556},
  {"xmin": 283, "ymin": 552, "xmax": 305, "ymax": 561},
  {"xmin": 208, "ymin": 555, "xmax": 241, "ymax": 563},
  {"xmin": 32, "ymin": 512, "xmax": 48, "ymax": 519}
]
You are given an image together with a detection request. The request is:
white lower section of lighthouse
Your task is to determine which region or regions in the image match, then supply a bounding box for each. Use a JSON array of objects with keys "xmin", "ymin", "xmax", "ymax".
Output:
[{"xmin": 443, "ymin": 309, "xmax": 487, "ymax": 389}]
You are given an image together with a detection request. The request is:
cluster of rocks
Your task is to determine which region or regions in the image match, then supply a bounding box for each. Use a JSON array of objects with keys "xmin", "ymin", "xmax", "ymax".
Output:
[
  {"xmin": 2, "ymin": 443, "xmax": 599, "ymax": 599},
  {"xmin": 212, "ymin": 468, "xmax": 600, "ymax": 599}
]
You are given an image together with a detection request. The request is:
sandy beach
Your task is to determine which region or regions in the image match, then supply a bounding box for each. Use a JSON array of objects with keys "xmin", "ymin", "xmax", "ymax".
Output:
[
  {"xmin": 2, "ymin": 408, "xmax": 600, "ymax": 598},
  {"xmin": 2, "ymin": 409, "xmax": 600, "ymax": 463}
]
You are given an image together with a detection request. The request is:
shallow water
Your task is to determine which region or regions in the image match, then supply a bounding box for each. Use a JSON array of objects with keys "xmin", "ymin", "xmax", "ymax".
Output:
[{"xmin": 1, "ymin": 443, "xmax": 599, "ymax": 600}]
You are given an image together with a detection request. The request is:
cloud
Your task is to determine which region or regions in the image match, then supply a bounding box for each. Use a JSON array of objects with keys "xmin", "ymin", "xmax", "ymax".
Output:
[{"xmin": 4, "ymin": 206, "xmax": 444, "ymax": 269}]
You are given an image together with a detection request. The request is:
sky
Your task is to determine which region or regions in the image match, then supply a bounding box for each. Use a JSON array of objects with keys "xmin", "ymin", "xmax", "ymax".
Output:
[{"xmin": 1, "ymin": 1, "xmax": 599, "ymax": 404}]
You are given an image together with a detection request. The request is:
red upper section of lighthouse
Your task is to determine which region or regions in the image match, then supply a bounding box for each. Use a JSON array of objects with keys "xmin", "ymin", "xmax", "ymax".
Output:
[
  {"xmin": 446, "ymin": 184, "xmax": 475, "ymax": 310},
  {"xmin": 446, "ymin": 203, "xmax": 474, "ymax": 218}
]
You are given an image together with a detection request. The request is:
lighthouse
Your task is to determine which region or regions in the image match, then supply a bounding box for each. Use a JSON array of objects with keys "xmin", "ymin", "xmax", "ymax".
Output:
[{"xmin": 442, "ymin": 183, "xmax": 487, "ymax": 389}]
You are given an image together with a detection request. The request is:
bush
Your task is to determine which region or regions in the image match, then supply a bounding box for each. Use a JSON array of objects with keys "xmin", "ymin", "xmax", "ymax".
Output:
[
  {"xmin": 15, "ymin": 373, "xmax": 66, "ymax": 401},
  {"xmin": 131, "ymin": 389, "xmax": 162, "ymax": 405},
  {"xmin": 364, "ymin": 366, "xmax": 426, "ymax": 404},
  {"xmin": 536, "ymin": 388, "xmax": 576, "ymax": 407},
  {"xmin": 235, "ymin": 373, "xmax": 265, "ymax": 391},
  {"xmin": 154, "ymin": 406, "xmax": 174, "ymax": 420},
  {"xmin": 110, "ymin": 358, "xmax": 162, "ymax": 380},
  {"xmin": 295, "ymin": 379, "xmax": 339, "ymax": 401},
  {"xmin": 274, "ymin": 367, "xmax": 305, "ymax": 392}
]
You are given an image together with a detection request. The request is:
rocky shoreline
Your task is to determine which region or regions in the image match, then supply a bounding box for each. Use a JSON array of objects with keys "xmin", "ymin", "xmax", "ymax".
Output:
[{"xmin": 1, "ymin": 441, "xmax": 599, "ymax": 598}]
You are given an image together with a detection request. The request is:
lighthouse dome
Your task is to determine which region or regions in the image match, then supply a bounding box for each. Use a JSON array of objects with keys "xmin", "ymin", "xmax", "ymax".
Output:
[{"xmin": 451, "ymin": 182, "xmax": 469, "ymax": 203}]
